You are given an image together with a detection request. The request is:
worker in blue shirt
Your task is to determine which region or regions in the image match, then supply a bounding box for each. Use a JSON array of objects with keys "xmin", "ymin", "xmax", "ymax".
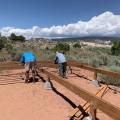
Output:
[
  {"xmin": 20, "ymin": 51, "xmax": 36, "ymax": 83},
  {"xmin": 54, "ymin": 51, "xmax": 67, "ymax": 78}
]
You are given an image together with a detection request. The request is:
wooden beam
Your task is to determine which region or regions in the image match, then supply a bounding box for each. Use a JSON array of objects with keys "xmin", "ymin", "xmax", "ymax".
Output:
[
  {"xmin": 93, "ymin": 72, "xmax": 97, "ymax": 80},
  {"xmin": 69, "ymin": 85, "xmax": 109, "ymax": 119},
  {"xmin": 40, "ymin": 68, "xmax": 120, "ymax": 120}
]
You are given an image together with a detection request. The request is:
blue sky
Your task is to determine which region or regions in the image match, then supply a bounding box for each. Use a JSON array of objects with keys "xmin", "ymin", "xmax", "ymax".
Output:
[
  {"xmin": 0, "ymin": 0, "xmax": 120, "ymax": 28},
  {"xmin": 0, "ymin": 0, "xmax": 120, "ymax": 38}
]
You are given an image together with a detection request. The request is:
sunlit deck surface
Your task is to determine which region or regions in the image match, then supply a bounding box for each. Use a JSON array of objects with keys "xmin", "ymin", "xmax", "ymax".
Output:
[{"xmin": 0, "ymin": 68, "xmax": 119, "ymax": 120}]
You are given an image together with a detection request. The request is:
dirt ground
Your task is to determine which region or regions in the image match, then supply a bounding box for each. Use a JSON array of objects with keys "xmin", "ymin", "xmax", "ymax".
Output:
[{"xmin": 0, "ymin": 68, "xmax": 119, "ymax": 120}]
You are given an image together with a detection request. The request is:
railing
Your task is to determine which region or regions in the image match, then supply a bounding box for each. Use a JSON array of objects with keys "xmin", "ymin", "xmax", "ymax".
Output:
[
  {"xmin": 1, "ymin": 60, "xmax": 120, "ymax": 79},
  {"xmin": 68, "ymin": 61, "xmax": 120, "ymax": 79}
]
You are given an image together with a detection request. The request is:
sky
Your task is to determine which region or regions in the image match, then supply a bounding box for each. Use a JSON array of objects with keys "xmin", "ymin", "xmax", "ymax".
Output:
[{"xmin": 0, "ymin": 0, "xmax": 120, "ymax": 38}]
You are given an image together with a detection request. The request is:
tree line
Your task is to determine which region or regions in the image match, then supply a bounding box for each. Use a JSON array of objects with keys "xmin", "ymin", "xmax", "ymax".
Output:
[
  {"xmin": 0, "ymin": 33, "xmax": 120, "ymax": 56},
  {"xmin": 0, "ymin": 33, "xmax": 25, "ymax": 50}
]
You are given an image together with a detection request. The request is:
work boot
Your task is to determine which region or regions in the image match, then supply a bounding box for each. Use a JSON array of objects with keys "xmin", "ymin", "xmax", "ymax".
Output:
[
  {"xmin": 63, "ymin": 75, "xmax": 68, "ymax": 79},
  {"xmin": 25, "ymin": 79, "xmax": 29, "ymax": 83},
  {"xmin": 33, "ymin": 78, "xmax": 36, "ymax": 83}
]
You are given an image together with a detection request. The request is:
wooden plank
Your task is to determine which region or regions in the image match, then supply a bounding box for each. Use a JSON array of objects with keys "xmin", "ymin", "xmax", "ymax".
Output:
[
  {"xmin": 69, "ymin": 85, "xmax": 109, "ymax": 119},
  {"xmin": 77, "ymin": 87, "xmax": 109, "ymax": 120},
  {"xmin": 40, "ymin": 68, "xmax": 120, "ymax": 120},
  {"xmin": 69, "ymin": 86, "xmax": 105, "ymax": 117}
]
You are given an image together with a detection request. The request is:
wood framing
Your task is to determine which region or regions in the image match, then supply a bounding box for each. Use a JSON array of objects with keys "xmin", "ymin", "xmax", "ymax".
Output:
[
  {"xmin": 1, "ymin": 60, "xmax": 120, "ymax": 79},
  {"xmin": 40, "ymin": 68, "xmax": 120, "ymax": 120}
]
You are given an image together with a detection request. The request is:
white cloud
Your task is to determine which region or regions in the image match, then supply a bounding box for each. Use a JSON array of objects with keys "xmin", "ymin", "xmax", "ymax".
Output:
[{"xmin": 0, "ymin": 11, "xmax": 120, "ymax": 39}]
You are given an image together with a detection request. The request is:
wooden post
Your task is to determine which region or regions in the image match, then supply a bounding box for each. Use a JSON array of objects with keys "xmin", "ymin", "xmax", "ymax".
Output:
[
  {"xmin": 90, "ymin": 102, "xmax": 97, "ymax": 120},
  {"xmin": 94, "ymin": 72, "xmax": 97, "ymax": 80},
  {"xmin": 69, "ymin": 66, "xmax": 73, "ymax": 74},
  {"xmin": 113, "ymin": 88, "xmax": 117, "ymax": 94}
]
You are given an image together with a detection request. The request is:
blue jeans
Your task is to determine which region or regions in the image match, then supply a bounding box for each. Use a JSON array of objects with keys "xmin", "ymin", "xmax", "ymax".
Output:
[{"xmin": 59, "ymin": 62, "xmax": 67, "ymax": 77}]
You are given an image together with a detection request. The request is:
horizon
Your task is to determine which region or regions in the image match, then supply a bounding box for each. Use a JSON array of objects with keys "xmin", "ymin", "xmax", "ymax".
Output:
[{"xmin": 0, "ymin": 0, "xmax": 120, "ymax": 38}]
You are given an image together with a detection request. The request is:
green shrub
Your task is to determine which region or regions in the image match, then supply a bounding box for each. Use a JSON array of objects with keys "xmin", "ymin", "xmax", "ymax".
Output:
[
  {"xmin": 99, "ymin": 66, "xmax": 120, "ymax": 86},
  {"xmin": 87, "ymin": 47, "xmax": 111, "ymax": 55},
  {"xmin": 10, "ymin": 33, "xmax": 25, "ymax": 42},
  {"xmin": 99, "ymin": 54, "xmax": 109, "ymax": 66},
  {"xmin": 88, "ymin": 57, "xmax": 103, "ymax": 67},
  {"xmin": 99, "ymin": 74, "xmax": 120, "ymax": 86},
  {"xmin": 5, "ymin": 44, "xmax": 13, "ymax": 52},
  {"xmin": 54, "ymin": 42, "xmax": 70, "ymax": 52},
  {"xmin": 111, "ymin": 41, "xmax": 120, "ymax": 56},
  {"xmin": 0, "ymin": 36, "xmax": 7, "ymax": 50},
  {"xmin": 113, "ymin": 58, "xmax": 120, "ymax": 66},
  {"xmin": 73, "ymin": 43, "xmax": 81, "ymax": 48},
  {"xmin": 7, "ymin": 48, "xmax": 20, "ymax": 60}
]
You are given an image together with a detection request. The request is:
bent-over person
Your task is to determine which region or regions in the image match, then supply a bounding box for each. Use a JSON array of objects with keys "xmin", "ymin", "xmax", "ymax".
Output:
[{"xmin": 20, "ymin": 51, "xmax": 36, "ymax": 83}]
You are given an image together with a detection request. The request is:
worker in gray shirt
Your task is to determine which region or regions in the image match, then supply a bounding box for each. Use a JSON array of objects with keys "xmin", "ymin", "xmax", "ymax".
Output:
[{"xmin": 54, "ymin": 51, "xmax": 67, "ymax": 78}]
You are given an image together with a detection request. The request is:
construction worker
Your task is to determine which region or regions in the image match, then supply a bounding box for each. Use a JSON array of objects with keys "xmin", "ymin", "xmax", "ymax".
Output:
[
  {"xmin": 54, "ymin": 51, "xmax": 67, "ymax": 78},
  {"xmin": 20, "ymin": 51, "xmax": 37, "ymax": 83}
]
